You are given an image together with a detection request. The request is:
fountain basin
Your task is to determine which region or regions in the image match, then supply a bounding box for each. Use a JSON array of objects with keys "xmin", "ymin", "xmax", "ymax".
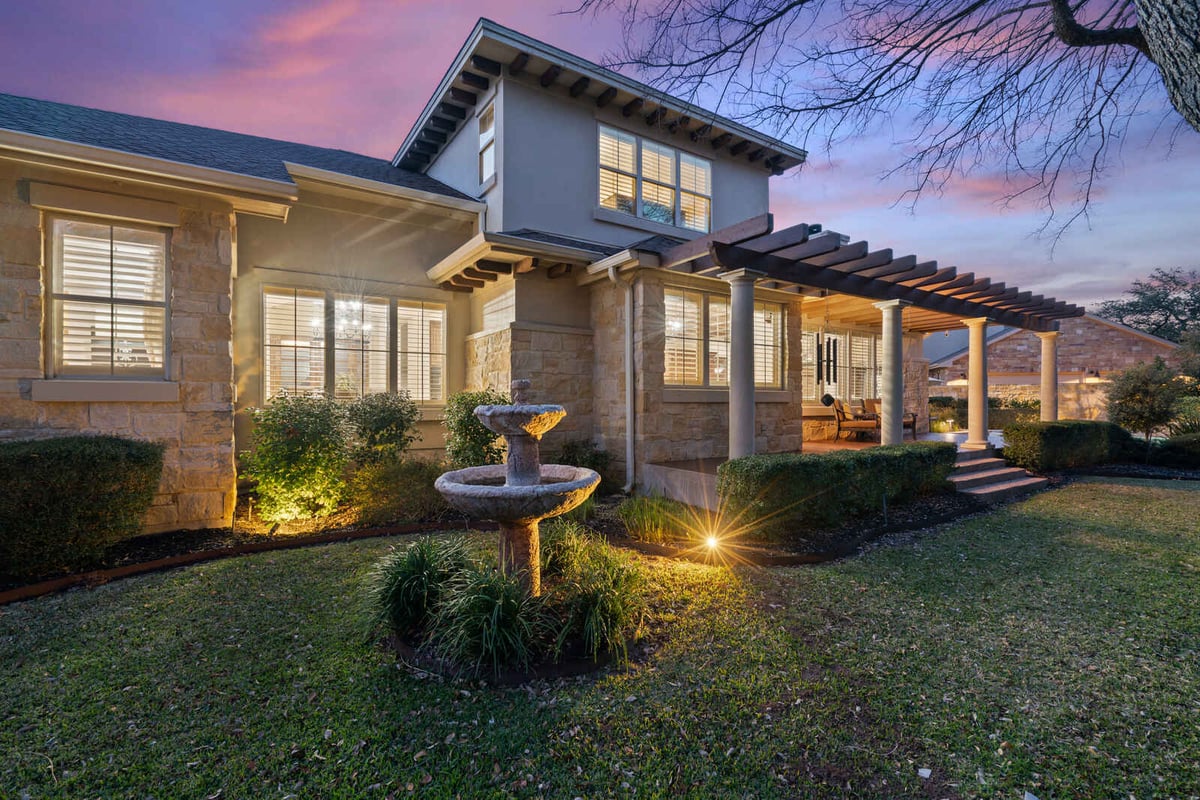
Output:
[
  {"xmin": 474, "ymin": 404, "xmax": 566, "ymax": 438},
  {"xmin": 436, "ymin": 464, "xmax": 600, "ymax": 523}
]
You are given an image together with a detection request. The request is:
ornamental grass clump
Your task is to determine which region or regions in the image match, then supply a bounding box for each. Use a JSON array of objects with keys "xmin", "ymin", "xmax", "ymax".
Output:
[
  {"xmin": 365, "ymin": 525, "xmax": 646, "ymax": 678},
  {"xmin": 616, "ymin": 494, "xmax": 690, "ymax": 544}
]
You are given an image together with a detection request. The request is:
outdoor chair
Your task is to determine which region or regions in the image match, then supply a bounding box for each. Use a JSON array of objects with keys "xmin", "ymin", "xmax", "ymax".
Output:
[
  {"xmin": 832, "ymin": 399, "xmax": 878, "ymax": 441},
  {"xmin": 863, "ymin": 398, "xmax": 919, "ymax": 440}
]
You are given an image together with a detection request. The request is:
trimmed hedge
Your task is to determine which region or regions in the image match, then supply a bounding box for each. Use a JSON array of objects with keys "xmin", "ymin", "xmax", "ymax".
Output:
[
  {"xmin": 0, "ymin": 435, "xmax": 164, "ymax": 579},
  {"xmin": 717, "ymin": 442, "xmax": 958, "ymax": 545},
  {"xmin": 1001, "ymin": 420, "xmax": 1133, "ymax": 472}
]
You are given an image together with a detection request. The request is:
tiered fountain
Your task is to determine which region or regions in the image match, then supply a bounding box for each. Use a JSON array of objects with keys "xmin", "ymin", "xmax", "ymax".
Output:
[{"xmin": 435, "ymin": 380, "xmax": 600, "ymax": 596}]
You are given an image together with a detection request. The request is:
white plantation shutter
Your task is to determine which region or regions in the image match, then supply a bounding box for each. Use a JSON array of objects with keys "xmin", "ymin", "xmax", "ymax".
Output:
[
  {"xmin": 752, "ymin": 302, "xmax": 784, "ymax": 388},
  {"xmin": 599, "ymin": 126, "xmax": 636, "ymax": 172},
  {"xmin": 263, "ymin": 288, "xmax": 325, "ymax": 398},
  {"xmin": 664, "ymin": 288, "xmax": 704, "ymax": 386},
  {"xmin": 52, "ymin": 218, "xmax": 167, "ymax": 376},
  {"xmin": 397, "ymin": 302, "xmax": 446, "ymax": 402},
  {"xmin": 707, "ymin": 297, "xmax": 730, "ymax": 386}
]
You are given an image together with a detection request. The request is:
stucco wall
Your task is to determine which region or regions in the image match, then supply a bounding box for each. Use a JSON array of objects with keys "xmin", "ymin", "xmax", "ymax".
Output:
[
  {"xmin": 233, "ymin": 188, "xmax": 476, "ymax": 455},
  {"xmin": 498, "ymin": 79, "xmax": 771, "ymax": 246},
  {"xmin": 0, "ymin": 159, "xmax": 237, "ymax": 532}
]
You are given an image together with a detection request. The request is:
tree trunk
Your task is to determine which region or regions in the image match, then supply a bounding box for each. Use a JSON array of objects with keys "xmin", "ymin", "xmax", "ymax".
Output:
[{"xmin": 1136, "ymin": 0, "xmax": 1200, "ymax": 132}]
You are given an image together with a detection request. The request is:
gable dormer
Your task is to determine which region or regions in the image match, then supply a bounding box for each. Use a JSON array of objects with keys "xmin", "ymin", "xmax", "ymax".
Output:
[{"xmin": 393, "ymin": 19, "xmax": 807, "ymax": 246}]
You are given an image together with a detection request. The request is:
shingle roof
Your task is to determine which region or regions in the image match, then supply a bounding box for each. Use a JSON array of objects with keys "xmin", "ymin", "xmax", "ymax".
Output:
[
  {"xmin": 0, "ymin": 93, "xmax": 475, "ymax": 201},
  {"xmin": 498, "ymin": 229, "xmax": 624, "ymax": 257}
]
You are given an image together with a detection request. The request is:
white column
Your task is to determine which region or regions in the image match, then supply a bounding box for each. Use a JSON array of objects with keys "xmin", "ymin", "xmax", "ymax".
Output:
[
  {"xmin": 963, "ymin": 317, "xmax": 990, "ymax": 450},
  {"xmin": 873, "ymin": 299, "xmax": 911, "ymax": 445},
  {"xmin": 1036, "ymin": 330, "xmax": 1060, "ymax": 422},
  {"xmin": 723, "ymin": 270, "xmax": 763, "ymax": 459}
]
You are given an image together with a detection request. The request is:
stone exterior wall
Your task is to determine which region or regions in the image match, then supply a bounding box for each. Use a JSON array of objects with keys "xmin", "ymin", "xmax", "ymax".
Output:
[
  {"xmin": 465, "ymin": 327, "xmax": 512, "ymax": 394},
  {"xmin": 590, "ymin": 281, "xmax": 628, "ymax": 477},
  {"xmin": 632, "ymin": 271, "xmax": 806, "ymax": 468},
  {"xmin": 0, "ymin": 160, "xmax": 236, "ymax": 532},
  {"xmin": 903, "ymin": 335, "xmax": 931, "ymax": 435}
]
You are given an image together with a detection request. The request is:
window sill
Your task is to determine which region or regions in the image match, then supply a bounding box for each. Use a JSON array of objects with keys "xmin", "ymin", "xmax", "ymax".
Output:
[
  {"xmin": 593, "ymin": 207, "xmax": 704, "ymax": 239},
  {"xmin": 663, "ymin": 387, "xmax": 792, "ymax": 404},
  {"xmin": 30, "ymin": 379, "xmax": 180, "ymax": 403},
  {"xmin": 479, "ymin": 174, "xmax": 497, "ymax": 196}
]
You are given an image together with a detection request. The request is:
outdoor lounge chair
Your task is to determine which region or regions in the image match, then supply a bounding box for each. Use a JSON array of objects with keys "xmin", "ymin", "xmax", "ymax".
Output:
[
  {"xmin": 862, "ymin": 399, "xmax": 919, "ymax": 440},
  {"xmin": 832, "ymin": 399, "xmax": 878, "ymax": 441}
]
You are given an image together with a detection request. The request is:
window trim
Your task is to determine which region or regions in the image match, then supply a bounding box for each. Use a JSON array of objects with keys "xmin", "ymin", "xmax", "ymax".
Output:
[
  {"xmin": 46, "ymin": 213, "xmax": 172, "ymax": 381},
  {"xmin": 478, "ymin": 103, "xmax": 496, "ymax": 186},
  {"xmin": 598, "ymin": 124, "xmax": 712, "ymax": 233}
]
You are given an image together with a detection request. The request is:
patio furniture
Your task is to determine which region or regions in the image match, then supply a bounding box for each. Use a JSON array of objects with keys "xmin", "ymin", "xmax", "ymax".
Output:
[
  {"xmin": 832, "ymin": 399, "xmax": 879, "ymax": 441},
  {"xmin": 862, "ymin": 399, "xmax": 919, "ymax": 441}
]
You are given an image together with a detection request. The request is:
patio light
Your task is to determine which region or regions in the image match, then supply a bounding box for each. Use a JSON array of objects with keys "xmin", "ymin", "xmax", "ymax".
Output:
[{"xmin": 705, "ymin": 535, "xmax": 720, "ymax": 550}]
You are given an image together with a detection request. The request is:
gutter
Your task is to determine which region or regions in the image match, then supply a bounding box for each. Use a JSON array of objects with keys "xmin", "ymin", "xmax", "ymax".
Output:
[{"xmin": 283, "ymin": 162, "xmax": 485, "ymax": 216}]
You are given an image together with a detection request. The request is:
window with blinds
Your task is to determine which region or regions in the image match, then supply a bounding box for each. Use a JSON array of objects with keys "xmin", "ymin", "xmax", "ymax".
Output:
[
  {"xmin": 664, "ymin": 288, "xmax": 784, "ymax": 389},
  {"xmin": 598, "ymin": 125, "xmax": 711, "ymax": 232},
  {"xmin": 263, "ymin": 288, "xmax": 447, "ymax": 403},
  {"xmin": 51, "ymin": 218, "xmax": 168, "ymax": 377},
  {"xmin": 397, "ymin": 302, "xmax": 446, "ymax": 402},
  {"xmin": 263, "ymin": 288, "xmax": 326, "ymax": 398},
  {"xmin": 334, "ymin": 295, "xmax": 389, "ymax": 398}
]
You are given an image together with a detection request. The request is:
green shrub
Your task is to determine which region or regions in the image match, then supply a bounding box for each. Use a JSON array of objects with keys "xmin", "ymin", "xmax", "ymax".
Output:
[
  {"xmin": 1106, "ymin": 358, "xmax": 1186, "ymax": 447},
  {"xmin": 1168, "ymin": 397, "xmax": 1200, "ymax": 436},
  {"xmin": 616, "ymin": 494, "xmax": 691, "ymax": 544},
  {"xmin": 550, "ymin": 533, "xmax": 644, "ymax": 664},
  {"xmin": 0, "ymin": 435, "xmax": 164, "ymax": 578},
  {"xmin": 557, "ymin": 439, "xmax": 614, "ymax": 493},
  {"xmin": 364, "ymin": 536, "xmax": 471, "ymax": 636},
  {"xmin": 443, "ymin": 389, "xmax": 509, "ymax": 469},
  {"xmin": 1153, "ymin": 433, "xmax": 1200, "ymax": 468},
  {"xmin": 242, "ymin": 393, "xmax": 355, "ymax": 523},
  {"xmin": 350, "ymin": 458, "xmax": 449, "ymax": 525},
  {"xmin": 346, "ymin": 392, "xmax": 421, "ymax": 463},
  {"xmin": 433, "ymin": 565, "xmax": 552, "ymax": 676},
  {"xmin": 717, "ymin": 442, "xmax": 958, "ymax": 546},
  {"xmin": 1001, "ymin": 420, "xmax": 1134, "ymax": 472}
]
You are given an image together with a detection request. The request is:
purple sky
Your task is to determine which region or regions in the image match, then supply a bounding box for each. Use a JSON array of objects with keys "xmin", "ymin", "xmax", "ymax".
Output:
[{"xmin": 2, "ymin": 0, "xmax": 1196, "ymax": 309}]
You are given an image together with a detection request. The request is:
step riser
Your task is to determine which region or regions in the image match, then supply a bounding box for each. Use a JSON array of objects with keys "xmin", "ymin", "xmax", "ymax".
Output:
[
  {"xmin": 964, "ymin": 478, "xmax": 1048, "ymax": 503},
  {"xmin": 954, "ymin": 448, "xmax": 994, "ymax": 463},
  {"xmin": 950, "ymin": 469, "xmax": 1031, "ymax": 490},
  {"xmin": 952, "ymin": 458, "xmax": 1007, "ymax": 476}
]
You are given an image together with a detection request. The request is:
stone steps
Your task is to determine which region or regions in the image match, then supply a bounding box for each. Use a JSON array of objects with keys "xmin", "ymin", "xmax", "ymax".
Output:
[{"xmin": 951, "ymin": 447, "xmax": 1048, "ymax": 503}]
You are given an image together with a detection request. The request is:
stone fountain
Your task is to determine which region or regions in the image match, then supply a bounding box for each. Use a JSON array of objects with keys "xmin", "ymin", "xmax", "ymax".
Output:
[{"xmin": 435, "ymin": 380, "xmax": 600, "ymax": 596}]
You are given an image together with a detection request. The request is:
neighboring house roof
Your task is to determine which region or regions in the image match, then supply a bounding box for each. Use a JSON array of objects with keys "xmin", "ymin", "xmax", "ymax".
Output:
[
  {"xmin": 924, "ymin": 326, "xmax": 1014, "ymax": 366},
  {"xmin": 394, "ymin": 18, "xmax": 808, "ymax": 174},
  {"xmin": 0, "ymin": 92, "xmax": 475, "ymax": 202}
]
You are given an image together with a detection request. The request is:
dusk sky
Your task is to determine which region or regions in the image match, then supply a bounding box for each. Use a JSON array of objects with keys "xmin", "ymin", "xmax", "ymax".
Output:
[{"xmin": 1, "ymin": 0, "xmax": 1196, "ymax": 309}]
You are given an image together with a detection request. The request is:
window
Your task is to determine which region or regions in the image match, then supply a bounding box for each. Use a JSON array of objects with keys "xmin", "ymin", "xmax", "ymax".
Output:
[
  {"xmin": 599, "ymin": 125, "xmax": 712, "ymax": 232},
  {"xmin": 50, "ymin": 218, "xmax": 168, "ymax": 377},
  {"xmin": 478, "ymin": 105, "xmax": 495, "ymax": 184},
  {"xmin": 663, "ymin": 287, "xmax": 784, "ymax": 388},
  {"xmin": 802, "ymin": 328, "xmax": 882, "ymax": 403},
  {"xmin": 262, "ymin": 288, "xmax": 446, "ymax": 403}
]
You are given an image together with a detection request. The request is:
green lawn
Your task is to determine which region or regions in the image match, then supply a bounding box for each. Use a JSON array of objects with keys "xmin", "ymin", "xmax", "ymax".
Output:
[{"xmin": 2, "ymin": 478, "xmax": 1198, "ymax": 798}]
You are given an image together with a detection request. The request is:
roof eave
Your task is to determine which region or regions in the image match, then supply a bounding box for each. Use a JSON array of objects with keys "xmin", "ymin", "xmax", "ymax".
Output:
[{"xmin": 283, "ymin": 162, "xmax": 485, "ymax": 216}]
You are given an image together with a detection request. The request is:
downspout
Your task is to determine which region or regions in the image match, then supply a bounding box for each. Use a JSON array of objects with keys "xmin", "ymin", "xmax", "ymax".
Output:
[{"xmin": 607, "ymin": 264, "xmax": 637, "ymax": 493}]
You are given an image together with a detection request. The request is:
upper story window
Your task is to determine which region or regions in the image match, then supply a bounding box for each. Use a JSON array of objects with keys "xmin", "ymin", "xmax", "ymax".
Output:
[
  {"xmin": 599, "ymin": 125, "xmax": 712, "ymax": 233},
  {"xmin": 663, "ymin": 287, "xmax": 784, "ymax": 388},
  {"xmin": 478, "ymin": 105, "xmax": 495, "ymax": 185},
  {"xmin": 49, "ymin": 217, "xmax": 168, "ymax": 378},
  {"xmin": 263, "ymin": 288, "xmax": 446, "ymax": 403}
]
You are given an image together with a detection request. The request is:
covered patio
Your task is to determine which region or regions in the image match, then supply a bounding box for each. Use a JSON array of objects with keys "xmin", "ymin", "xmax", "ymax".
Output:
[{"xmin": 631, "ymin": 214, "xmax": 1081, "ymax": 507}]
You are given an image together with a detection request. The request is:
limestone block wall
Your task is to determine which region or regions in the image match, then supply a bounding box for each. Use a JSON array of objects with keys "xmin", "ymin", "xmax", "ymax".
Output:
[
  {"xmin": 590, "ymin": 281, "xmax": 628, "ymax": 476},
  {"xmin": 903, "ymin": 335, "xmax": 931, "ymax": 435},
  {"xmin": 0, "ymin": 160, "xmax": 236, "ymax": 533},
  {"xmin": 511, "ymin": 323, "xmax": 593, "ymax": 457},
  {"xmin": 465, "ymin": 327, "xmax": 512, "ymax": 394}
]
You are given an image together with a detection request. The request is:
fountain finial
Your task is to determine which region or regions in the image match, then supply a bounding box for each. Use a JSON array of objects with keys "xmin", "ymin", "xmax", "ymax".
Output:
[{"xmin": 511, "ymin": 378, "xmax": 531, "ymax": 404}]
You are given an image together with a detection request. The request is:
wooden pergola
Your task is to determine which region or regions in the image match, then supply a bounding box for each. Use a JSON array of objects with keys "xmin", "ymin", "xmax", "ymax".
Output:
[{"xmin": 654, "ymin": 214, "xmax": 1083, "ymax": 333}]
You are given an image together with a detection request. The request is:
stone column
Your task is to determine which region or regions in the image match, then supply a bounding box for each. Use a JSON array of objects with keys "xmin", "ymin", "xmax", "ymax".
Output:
[
  {"xmin": 873, "ymin": 299, "xmax": 911, "ymax": 445},
  {"xmin": 1036, "ymin": 330, "xmax": 1060, "ymax": 422},
  {"xmin": 723, "ymin": 270, "xmax": 763, "ymax": 459},
  {"xmin": 963, "ymin": 317, "xmax": 991, "ymax": 450}
]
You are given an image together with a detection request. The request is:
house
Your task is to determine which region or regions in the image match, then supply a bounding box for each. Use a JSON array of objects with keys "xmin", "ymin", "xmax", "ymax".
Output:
[
  {"xmin": 0, "ymin": 19, "xmax": 1083, "ymax": 531},
  {"xmin": 927, "ymin": 314, "xmax": 1179, "ymax": 419}
]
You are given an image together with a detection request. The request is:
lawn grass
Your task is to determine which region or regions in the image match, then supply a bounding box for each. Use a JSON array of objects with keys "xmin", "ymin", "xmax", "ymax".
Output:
[{"xmin": 2, "ymin": 477, "xmax": 1197, "ymax": 798}]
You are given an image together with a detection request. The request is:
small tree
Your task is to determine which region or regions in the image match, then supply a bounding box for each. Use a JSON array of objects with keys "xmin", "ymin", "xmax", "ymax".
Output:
[
  {"xmin": 242, "ymin": 393, "xmax": 354, "ymax": 522},
  {"xmin": 1106, "ymin": 358, "xmax": 1185, "ymax": 459},
  {"xmin": 443, "ymin": 389, "xmax": 510, "ymax": 469}
]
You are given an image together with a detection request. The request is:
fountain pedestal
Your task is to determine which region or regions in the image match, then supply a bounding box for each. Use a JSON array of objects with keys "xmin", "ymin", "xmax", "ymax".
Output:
[{"xmin": 435, "ymin": 380, "xmax": 600, "ymax": 596}]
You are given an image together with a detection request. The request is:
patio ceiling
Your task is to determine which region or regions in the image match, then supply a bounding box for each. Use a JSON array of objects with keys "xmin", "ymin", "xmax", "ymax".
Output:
[{"xmin": 655, "ymin": 215, "xmax": 1084, "ymax": 333}]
